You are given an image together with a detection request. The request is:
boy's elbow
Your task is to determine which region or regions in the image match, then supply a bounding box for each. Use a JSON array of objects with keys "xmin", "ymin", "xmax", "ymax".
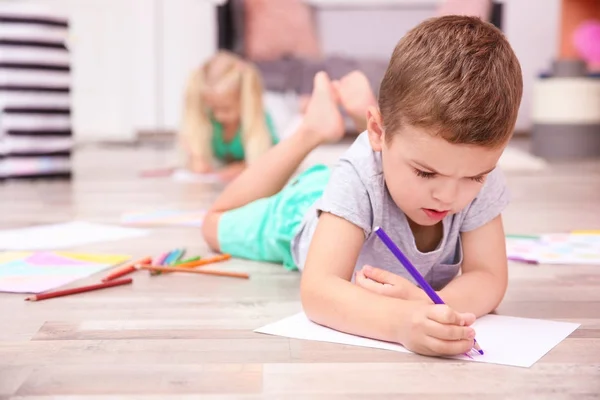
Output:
[
  {"xmin": 485, "ymin": 268, "xmax": 509, "ymax": 314},
  {"xmin": 493, "ymin": 274, "xmax": 509, "ymax": 309},
  {"xmin": 300, "ymin": 269, "xmax": 325, "ymax": 322}
]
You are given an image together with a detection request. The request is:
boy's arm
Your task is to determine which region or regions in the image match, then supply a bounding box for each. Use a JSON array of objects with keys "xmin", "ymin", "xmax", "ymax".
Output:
[
  {"xmin": 300, "ymin": 212, "xmax": 406, "ymax": 343},
  {"xmin": 301, "ymin": 212, "xmax": 476, "ymax": 356},
  {"xmin": 438, "ymin": 215, "xmax": 508, "ymax": 317}
]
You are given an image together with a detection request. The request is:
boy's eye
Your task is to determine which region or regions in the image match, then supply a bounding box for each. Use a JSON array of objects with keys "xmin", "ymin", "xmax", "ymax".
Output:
[
  {"xmin": 414, "ymin": 169, "xmax": 436, "ymax": 179},
  {"xmin": 469, "ymin": 175, "xmax": 486, "ymax": 184}
]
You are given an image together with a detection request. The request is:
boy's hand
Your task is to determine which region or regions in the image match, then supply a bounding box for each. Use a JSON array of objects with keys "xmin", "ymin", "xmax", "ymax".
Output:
[
  {"xmin": 355, "ymin": 265, "xmax": 428, "ymax": 302},
  {"xmin": 398, "ymin": 303, "xmax": 477, "ymax": 356}
]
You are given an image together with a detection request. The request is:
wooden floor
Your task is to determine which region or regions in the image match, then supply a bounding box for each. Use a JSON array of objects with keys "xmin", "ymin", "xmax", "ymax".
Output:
[{"xmin": 1, "ymin": 142, "xmax": 600, "ymax": 399}]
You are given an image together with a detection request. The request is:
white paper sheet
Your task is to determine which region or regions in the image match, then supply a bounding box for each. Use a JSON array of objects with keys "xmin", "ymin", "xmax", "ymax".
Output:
[
  {"xmin": 0, "ymin": 221, "xmax": 149, "ymax": 250},
  {"xmin": 171, "ymin": 169, "xmax": 221, "ymax": 183},
  {"xmin": 254, "ymin": 312, "xmax": 580, "ymax": 368}
]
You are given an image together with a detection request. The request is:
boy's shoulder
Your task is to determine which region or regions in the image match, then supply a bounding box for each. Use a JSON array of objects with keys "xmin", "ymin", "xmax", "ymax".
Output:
[{"xmin": 336, "ymin": 131, "xmax": 383, "ymax": 179}]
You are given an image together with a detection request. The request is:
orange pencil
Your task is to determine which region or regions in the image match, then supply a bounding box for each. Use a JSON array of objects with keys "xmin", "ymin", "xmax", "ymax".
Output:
[
  {"xmin": 174, "ymin": 254, "xmax": 231, "ymax": 269},
  {"xmin": 139, "ymin": 264, "xmax": 248, "ymax": 279},
  {"xmin": 25, "ymin": 278, "xmax": 133, "ymax": 302},
  {"xmin": 102, "ymin": 256, "xmax": 152, "ymax": 282}
]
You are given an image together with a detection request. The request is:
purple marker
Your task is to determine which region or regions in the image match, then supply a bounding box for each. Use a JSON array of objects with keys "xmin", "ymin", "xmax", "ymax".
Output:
[
  {"xmin": 508, "ymin": 256, "xmax": 538, "ymax": 265},
  {"xmin": 374, "ymin": 226, "xmax": 484, "ymax": 355}
]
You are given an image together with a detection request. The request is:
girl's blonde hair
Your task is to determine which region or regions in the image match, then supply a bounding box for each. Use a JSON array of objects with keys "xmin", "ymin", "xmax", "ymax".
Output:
[{"xmin": 179, "ymin": 51, "xmax": 272, "ymax": 166}]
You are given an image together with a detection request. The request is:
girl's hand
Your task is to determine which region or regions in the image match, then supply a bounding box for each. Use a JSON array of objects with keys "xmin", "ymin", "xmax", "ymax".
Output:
[
  {"xmin": 355, "ymin": 265, "xmax": 429, "ymax": 302},
  {"xmin": 188, "ymin": 157, "xmax": 213, "ymax": 174},
  {"xmin": 397, "ymin": 302, "xmax": 477, "ymax": 356},
  {"xmin": 216, "ymin": 162, "xmax": 246, "ymax": 182}
]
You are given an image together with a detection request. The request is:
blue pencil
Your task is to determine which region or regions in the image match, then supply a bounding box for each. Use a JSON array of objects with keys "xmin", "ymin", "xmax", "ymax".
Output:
[
  {"xmin": 374, "ymin": 226, "xmax": 484, "ymax": 355},
  {"xmin": 164, "ymin": 249, "xmax": 181, "ymax": 265}
]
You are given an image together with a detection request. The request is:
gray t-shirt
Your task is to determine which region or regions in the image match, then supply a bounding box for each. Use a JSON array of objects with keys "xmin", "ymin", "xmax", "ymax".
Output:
[{"xmin": 290, "ymin": 132, "xmax": 510, "ymax": 290}]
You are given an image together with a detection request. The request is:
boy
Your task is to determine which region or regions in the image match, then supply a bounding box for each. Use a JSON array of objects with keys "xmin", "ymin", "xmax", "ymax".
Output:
[{"xmin": 202, "ymin": 15, "xmax": 523, "ymax": 357}]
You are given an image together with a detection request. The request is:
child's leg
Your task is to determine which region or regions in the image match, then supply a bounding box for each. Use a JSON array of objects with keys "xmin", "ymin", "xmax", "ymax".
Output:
[
  {"xmin": 333, "ymin": 70, "xmax": 378, "ymax": 132},
  {"xmin": 202, "ymin": 72, "xmax": 345, "ymax": 251}
]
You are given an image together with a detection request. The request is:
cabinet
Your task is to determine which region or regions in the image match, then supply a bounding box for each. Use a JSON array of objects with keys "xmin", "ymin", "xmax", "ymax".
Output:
[{"xmin": 55, "ymin": 0, "xmax": 220, "ymax": 141}]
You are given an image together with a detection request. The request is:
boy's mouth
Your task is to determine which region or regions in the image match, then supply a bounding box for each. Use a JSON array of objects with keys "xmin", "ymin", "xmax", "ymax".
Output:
[{"xmin": 422, "ymin": 208, "xmax": 449, "ymax": 221}]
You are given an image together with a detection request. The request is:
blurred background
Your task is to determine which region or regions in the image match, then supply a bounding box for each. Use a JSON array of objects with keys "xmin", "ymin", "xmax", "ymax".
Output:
[{"xmin": 0, "ymin": 0, "xmax": 599, "ymax": 180}]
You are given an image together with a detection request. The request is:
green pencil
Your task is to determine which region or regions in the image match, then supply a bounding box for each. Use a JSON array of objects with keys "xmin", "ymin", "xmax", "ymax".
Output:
[{"xmin": 175, "ymin": 256, "xmax": 201, "ymax": 265}]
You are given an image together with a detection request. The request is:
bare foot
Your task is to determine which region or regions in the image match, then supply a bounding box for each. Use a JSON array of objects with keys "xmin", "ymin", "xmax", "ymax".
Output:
[
  {"xmin": 298, "ymin": 94, "xmax": 310, "ymax": 114},
  {"xmin": 301, "ymin": 72, "xmax": 345, "ymax": 144},
  {"xmin": 334, "ymin": 70, "xmax": 377, "ymax": 131}
]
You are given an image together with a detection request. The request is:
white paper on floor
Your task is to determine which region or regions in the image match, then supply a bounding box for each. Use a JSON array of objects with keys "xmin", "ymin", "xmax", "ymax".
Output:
[
  {"xmin": 0, "ymin": 221, "xmax": 149, "ymax": 250},
  {"xmin": 254, "ymin": 312, "xmax": 579, "ymax": 368},
  {"xmin": 171, "ymin": 169, "xmax": 221, "ymax": 183}
]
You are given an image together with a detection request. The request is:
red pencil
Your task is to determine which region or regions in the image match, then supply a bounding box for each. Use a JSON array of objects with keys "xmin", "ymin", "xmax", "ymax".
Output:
[
  {"xmin": 101, "ymin": 256, "xmax": 152, "ymax": 282},
  {"xmin": 25, "ymin": 278, "xmax": 133, "ymax": 302}
]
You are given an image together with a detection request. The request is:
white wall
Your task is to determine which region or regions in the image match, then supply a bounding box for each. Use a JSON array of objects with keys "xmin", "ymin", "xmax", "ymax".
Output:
[
  {"xmin": 6, "ymin": 0, "xmax": 560, "ymax": 140},
  {"xmin": 50, "ymin": 0, "xmax": 219, "ymax": 141},
  {"xmin": 502, "ymin": 0, "xmax": 561, "ymax": 132}
]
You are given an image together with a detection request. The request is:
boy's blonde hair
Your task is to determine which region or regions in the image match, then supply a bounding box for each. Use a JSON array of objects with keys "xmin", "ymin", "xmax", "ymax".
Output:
[
  {"xmin": 180, "ymin": 51, "xmax": 272, "ymax": 165},
  {"xmin": 379, "ymin": 15, "xmax": 523, "ymax": 148}
]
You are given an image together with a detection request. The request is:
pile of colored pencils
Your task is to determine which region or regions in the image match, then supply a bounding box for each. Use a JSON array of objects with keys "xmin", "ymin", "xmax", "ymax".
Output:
[{"xmin": 25, "ymin": 249, "xmax": 241, "ymax": 302}]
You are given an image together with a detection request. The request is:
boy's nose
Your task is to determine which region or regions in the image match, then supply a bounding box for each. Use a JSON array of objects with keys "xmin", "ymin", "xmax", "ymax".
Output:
[{"xmin": 432, "ymin": 180, "xmax": 458, "ymax": 207}]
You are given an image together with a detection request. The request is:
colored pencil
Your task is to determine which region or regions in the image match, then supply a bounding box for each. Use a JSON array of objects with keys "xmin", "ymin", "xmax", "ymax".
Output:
[
  {"xmin": 152, "ymin": 252, "xmax": 199, "ymax": 275},
  {"xmin": 152, "ymin": 249, "xmax": 179, "ymax": 276},
  {"xmin": 175, "ymin": 256, "xmax": 201, "ymax": 265},
  {"xmin": 139, "ymin": 264, "xmax": 248, "ymax": 279},
  {"xmin": 151, "ymin": 249, "xmax": 183, "ymax": 276},
  {"xmin": 25, "ymin": 278, "xmax": 133, "ymax": 302},
  {"xmin": 174, "ymin": 253, "xmax": 231, "ymax": 268},
  {"xmin": 155, "ymin": 251, "xmax": 170, "ymax": 266},
  {"xmin": 173, "ymin": 249, "xmax": 186, "ymax": 263},
  {"xmin": 374, "ymin": 226, "xmax": 484, "ymax": 356},
  {"xmin": 101, "ymin": 256, "xmax": 152, "ymax": 282},
  {"xmin": 508, "ymin": 256, "xmax": 538, "ymax": 265},
  {"xmin": 162, "ymin": 249, "xmax": 179, "ymax": 265}
]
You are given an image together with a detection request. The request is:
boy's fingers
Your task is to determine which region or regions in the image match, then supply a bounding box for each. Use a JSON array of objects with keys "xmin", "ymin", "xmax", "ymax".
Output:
[
  {"xmin": 362, "ymin": 265, "xmax": 405, "ymax": 286},
  {"xmin": 355, "ymin": 270, "xmax": 386, "ymax": 295},
  {"xmin": 427, "ymin": 305, "xmax": 476, "ymax": 326},
  {"xmin": 424, "ymin": 319, "xmax": 475, "ymax": 341},
  {"xmin": 462, "ymin": 312, "xmax": 476, "ymax": 326},
  {"xmin": 423, "ymin": 336, "xmax": 475, "ymax": 357}
]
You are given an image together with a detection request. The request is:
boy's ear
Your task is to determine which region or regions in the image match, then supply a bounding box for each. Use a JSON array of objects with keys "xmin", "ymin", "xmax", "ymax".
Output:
[{"xmin": 366, "ymin": 106, "xmax": 384, "ymax": 151}]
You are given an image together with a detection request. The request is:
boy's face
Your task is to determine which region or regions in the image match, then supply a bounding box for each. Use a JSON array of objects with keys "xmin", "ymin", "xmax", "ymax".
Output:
[{"xmin": 367, "ymin": 109, "xmax": 505, "ymax": 227}]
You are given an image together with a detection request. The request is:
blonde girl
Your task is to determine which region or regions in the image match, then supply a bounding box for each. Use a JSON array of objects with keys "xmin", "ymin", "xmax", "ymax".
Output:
[{"xmin": 179, "ymin": 51, "xmax": 278, "ymax": 181}]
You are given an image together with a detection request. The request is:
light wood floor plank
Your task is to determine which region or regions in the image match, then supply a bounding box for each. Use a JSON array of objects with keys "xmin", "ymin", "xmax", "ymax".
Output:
[{"xmin": 1, "ymin": 144, "xmax": 599, "ymax": 396}]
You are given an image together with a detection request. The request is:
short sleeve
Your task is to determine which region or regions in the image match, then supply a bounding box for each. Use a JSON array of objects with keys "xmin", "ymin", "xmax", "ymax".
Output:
[
  {"xmin": 316, "ymin": 158, "xmax": 374, "ymax": 237},
  {"xmin": 459, "ymin": 167, "xmax": 510, "ymax": 232}
]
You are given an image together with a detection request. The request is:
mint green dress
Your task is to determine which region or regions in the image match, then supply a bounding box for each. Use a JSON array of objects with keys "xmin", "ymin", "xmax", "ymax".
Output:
[{"xmin": 211, "ymin": 112, "xmax": 279, "ymax": 162}]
